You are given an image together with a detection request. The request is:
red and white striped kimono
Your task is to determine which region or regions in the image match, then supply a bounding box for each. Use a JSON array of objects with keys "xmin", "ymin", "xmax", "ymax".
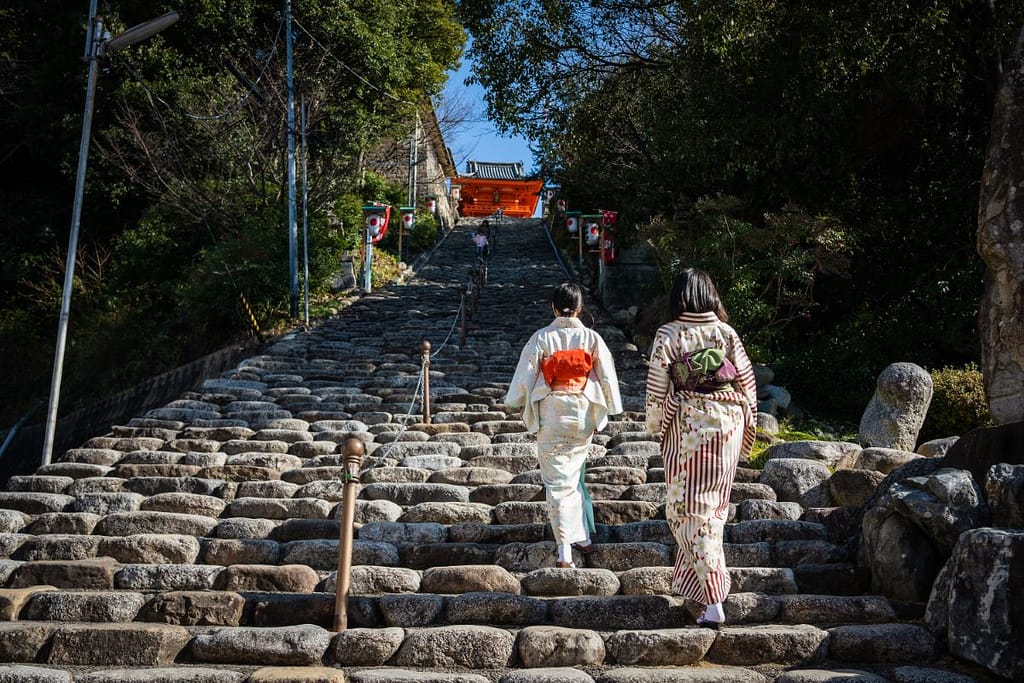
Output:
[{"xmin": 645, "ymin": 312, "xmax": 757, "ymax": 606}]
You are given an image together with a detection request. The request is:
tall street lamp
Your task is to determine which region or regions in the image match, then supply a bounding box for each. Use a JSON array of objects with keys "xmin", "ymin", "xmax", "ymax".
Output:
[{"xmin": 41, "ymin": 3, "xmax": 179, "ymax": 467}]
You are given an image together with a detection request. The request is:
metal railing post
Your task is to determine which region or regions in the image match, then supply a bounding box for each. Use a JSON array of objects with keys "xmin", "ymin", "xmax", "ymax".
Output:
[
  {"xmin": 333, "ymin": 436, "xmax": 365, "ymax": 631},
  {"xmin": 420, "ymin": 340, "xmax": 432, "ymax": 424},
  {"xmin": 467, "ymin": 267, "xmax": 479, "ymax": 318},
  {"xmin": 459, "ymin": 287, "xmax": 467, "ymax": 347}
]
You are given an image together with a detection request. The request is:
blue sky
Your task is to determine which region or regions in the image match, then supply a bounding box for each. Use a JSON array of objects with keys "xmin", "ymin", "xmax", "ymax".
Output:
[{"xmin": 444, "ymin": 54, "xmax": 536, "ymax": 176}]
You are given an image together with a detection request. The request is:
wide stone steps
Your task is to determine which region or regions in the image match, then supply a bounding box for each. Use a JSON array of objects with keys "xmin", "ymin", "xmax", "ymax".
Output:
[
  {"xmin": 0, "ymin": 219, "xmax": 978, "ymax": 681},
  {"xmin": 0, "ymin": 620, "xmax": 938, "ymax": 672},
  {"xmin": 0, "ymin": 521, "xmax": 850, "ymax": 571},
  {"xmin": 0, "ymin": 585, "xmax": 899, "ymax": 630}
]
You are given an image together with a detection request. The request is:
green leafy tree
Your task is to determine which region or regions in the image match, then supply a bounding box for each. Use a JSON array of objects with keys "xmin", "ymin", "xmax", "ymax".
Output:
[{"xmin": 0, "ymin": 0, "xmax": 464, "ymax": 424}]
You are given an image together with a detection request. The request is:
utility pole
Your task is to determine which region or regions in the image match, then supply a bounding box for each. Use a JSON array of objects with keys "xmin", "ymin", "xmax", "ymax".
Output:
[
  {"xmin": 285, "ymin": 0, "xmax": 299, "ymax": 318},
  {"xmin": 407, "ymin": 114, "xmax": 417, "ymax": 206},
  {"xmin": 300, "ymin": 94, "xmax": 310, "ymax": 327}
]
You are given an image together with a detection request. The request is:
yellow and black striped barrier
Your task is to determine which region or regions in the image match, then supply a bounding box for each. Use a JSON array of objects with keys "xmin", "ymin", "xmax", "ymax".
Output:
[{"xmin": 239, "ymin": 293, "xmax": 261, "ymax": 340}]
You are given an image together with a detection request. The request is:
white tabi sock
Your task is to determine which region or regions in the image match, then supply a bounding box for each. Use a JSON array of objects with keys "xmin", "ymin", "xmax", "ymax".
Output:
[
  {"xmin": 557, "ymin": 543, "xmax": 573, "ymax": 563},
  {"xmin": 703, "ymin": 602, "xmax": 725, "ymax": 623}
]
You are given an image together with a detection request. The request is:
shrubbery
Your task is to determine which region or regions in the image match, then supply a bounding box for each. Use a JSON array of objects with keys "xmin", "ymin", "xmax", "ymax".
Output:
[
  {"xmin": 921, "ymin": 363, "xmax": 992, "ymax": 441},
  {"xmin": 746, "ymin": 416, "xmax": 857, "ymax": 469}
]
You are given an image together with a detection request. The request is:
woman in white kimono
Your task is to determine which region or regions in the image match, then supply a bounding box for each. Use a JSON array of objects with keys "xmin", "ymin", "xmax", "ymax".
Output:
[
  {"xmin": 645, "ymin": 268, "xmax": 757, "ymax": 628},
  {"xmin": 505, "ymin": 283, "xmax": 623, "ymax": 568}
]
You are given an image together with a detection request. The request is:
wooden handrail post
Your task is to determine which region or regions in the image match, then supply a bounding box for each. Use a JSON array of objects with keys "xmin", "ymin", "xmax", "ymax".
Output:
[
  {"xmin": 420, "ymin": 340, "xmax": 432, "ymax": 424},
  {"xmin": 333, "ymin": 436, "xmax": 365, "ymax": 631}
]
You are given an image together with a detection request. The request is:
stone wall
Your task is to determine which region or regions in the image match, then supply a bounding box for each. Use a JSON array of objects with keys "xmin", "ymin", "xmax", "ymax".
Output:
[{"xmin": 0, "ymin": 341, "xmax": 260, "ymax": 485}]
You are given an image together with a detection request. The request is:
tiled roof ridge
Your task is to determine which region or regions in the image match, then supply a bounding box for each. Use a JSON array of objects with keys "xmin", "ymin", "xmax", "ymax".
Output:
[{"xmin": 464, "ymin": 160, "xmax": 526, "ymax": 180}]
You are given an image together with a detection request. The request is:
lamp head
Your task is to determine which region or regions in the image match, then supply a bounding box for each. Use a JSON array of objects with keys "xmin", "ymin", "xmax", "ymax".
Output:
[{"xmin": 101, "ymin": 11, "xmax": 179, "ymax": 54}]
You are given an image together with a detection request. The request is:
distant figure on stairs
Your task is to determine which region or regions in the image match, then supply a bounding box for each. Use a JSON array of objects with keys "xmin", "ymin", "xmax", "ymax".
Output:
[
  {"xmin": 505, "ymin": 282, "xmax": 623, "ymax": 568},
  {"xmin": 472, "ymin": 227, "xmax": 490, "ymax": 258},
  {"xmin": 644, "ymin": 268, "xmax": 758, "ymax": 628}
]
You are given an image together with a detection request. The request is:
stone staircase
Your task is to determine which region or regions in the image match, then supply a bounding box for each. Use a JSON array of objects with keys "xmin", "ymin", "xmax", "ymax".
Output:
[{"xmin": 0, "ymin": 219, "xmax": 993, "ymax": 682}]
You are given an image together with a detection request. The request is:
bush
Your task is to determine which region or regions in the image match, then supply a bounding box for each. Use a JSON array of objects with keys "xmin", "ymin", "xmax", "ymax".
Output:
[
  {"xmin": 376, "ymin": 208, "xmax": 440, "ymax": 259},
  {"xmin": 746, "ymin": 439, "xmax": 772, "ymax": 469},
  {"xmin": 921, "ymin": 363, "xmax": 992, "ymax": 441}
]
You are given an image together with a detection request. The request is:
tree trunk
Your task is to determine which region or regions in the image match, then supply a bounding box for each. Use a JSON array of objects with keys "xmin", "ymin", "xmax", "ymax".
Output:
[{"xmin": 978, "ymin": 26, "xmax": 1024, "ymax": 425}]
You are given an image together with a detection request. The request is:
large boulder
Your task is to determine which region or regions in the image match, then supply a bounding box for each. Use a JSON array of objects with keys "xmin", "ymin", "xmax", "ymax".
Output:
[
  {"xmin": 828, "ymin": 470, "xmax": 885, "ymax": 508},
  {"xmin": 925, "ymin": 528, "xmax": 1024, "ymax": 680},
  {"xmin": 858, "ymin": 363, "xmax": 933, "ymax": 451},
  {"xmin": 940, "ymin": 421, "xmax": 1024, "ymax": 485},
  {"xmin": 766, "ymin": 441, "xmax": 862, "ymax": 471},
  {"xmin": 889, "ymin": 468, "xmax": 989, "ymax": 553},
  {"xmin": 760, "ymin": 459, "xmax": 833, "ymax": 508},
  {"xmin": 856, "ymin": 448, "xmax": 922, "ymax": 475},
  {"xmin": 978, "ymin": 32, "xmax": 1024, "ymax": 425},
  {"xmin": 916, "ymin": 437, "xmax": 958, "ymax": 458},
  {"xmin": 859, "ymin": 459, "xmax": 945, "ymax": 602}
]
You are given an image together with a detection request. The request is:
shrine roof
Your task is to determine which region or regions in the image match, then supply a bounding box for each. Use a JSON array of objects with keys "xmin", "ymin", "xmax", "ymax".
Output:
[{"xmin": 462, "ymin": 160, "xmax": 527, "ymax": 181}]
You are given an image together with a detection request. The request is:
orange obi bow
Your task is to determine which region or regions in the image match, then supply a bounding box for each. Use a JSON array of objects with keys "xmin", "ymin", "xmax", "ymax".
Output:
[{"xmin": 542, "ymin": 349, "xmax": 593, "ymax": 390}]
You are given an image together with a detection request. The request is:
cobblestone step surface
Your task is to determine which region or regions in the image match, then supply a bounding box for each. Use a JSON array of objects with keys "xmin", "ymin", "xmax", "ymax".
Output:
[{"xmin": 0, "ymin": 219, "xmax": 993, "ymax": 681}]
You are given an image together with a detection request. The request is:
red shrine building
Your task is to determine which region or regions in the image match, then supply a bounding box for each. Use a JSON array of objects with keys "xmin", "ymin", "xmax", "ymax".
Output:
[{"xmin": 451, "ymin": 161, "xmax": 544, "ymax": 219}]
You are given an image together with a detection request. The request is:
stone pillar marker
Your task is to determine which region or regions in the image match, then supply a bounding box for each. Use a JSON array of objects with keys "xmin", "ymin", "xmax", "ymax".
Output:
[{"xmin": 858, "ymin": 362, "xmax": 932, "ymax": 451}]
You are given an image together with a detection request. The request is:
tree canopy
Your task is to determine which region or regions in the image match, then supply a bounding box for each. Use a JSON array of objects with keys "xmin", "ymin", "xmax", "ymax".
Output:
[{"xmin": 460, "ymin": 0, "xmax": 1024, "ymax": 416}]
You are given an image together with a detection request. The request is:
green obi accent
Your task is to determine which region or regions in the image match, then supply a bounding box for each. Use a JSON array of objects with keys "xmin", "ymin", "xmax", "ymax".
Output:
[{"xmin": 669, "ymin": 347, "xmax": 737, "ymax": 394}]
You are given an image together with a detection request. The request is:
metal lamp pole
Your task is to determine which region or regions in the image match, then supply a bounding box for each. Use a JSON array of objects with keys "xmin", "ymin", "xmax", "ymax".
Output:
[
  {"xmin": 41, "ymin": 5, "xmax": 178, "ymax": 467},
  {"xmin": 285, "ymin": 0, "xmax": 299, "ymax": 318}
]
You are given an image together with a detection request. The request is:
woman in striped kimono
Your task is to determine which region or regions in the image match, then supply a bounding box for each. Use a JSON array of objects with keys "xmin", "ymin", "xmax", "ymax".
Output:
[
  {"xmin": 505, "ymin": 283, "xmax": 623, "ymax": 568},
  {"xmin": 645, "ymin": 268, "xmax": 757, "ymax": 628}
]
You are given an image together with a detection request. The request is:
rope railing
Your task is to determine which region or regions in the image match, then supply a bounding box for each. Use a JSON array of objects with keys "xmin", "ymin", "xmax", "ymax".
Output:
[
  {"xmin": 429, "ymin": 291, "xmax": 464, "ymax": 359},
  {"xmin": 354, "ymin": 284, "xmax": 465, "ymax": 476}
]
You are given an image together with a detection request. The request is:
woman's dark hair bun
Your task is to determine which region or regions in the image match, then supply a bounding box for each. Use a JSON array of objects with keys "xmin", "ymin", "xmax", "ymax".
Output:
[{"xmin": 552, "ymin": 282, "xmax": 583, "ymax": 316}]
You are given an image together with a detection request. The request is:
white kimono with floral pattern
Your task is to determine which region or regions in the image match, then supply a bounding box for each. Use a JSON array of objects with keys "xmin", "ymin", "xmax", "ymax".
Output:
[
  {"xmin": 505, "ymin": 317, "xmax": 623, "ymax": 545},
  {"xmin": 645, "ymin": 312, "xmax": 757, "ymax": 605}
]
